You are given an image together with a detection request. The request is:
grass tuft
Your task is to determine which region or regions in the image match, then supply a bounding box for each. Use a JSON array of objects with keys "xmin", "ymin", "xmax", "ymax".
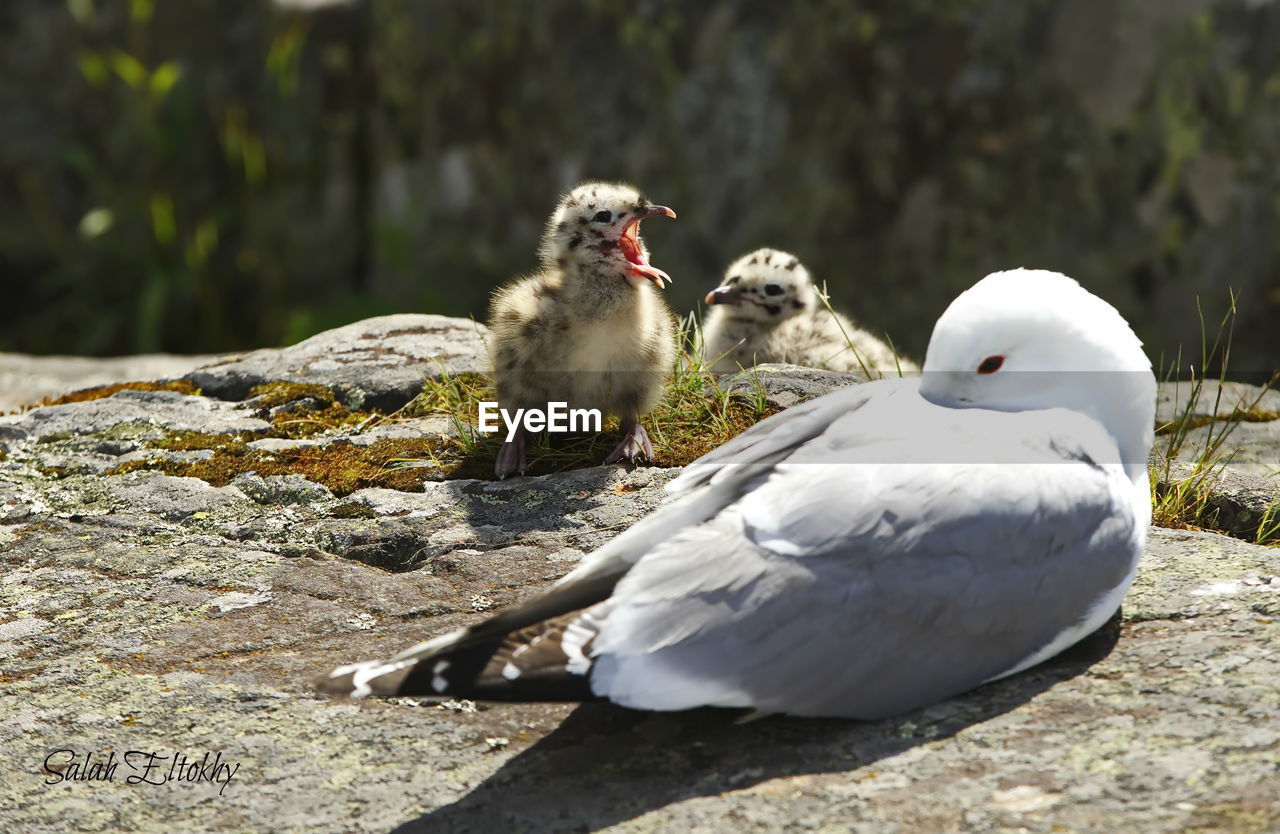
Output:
[
  {"xmin": 398, "ymin": 325, "xmax": 777, "ymax": 478},
  {"xmin": 1150, "ymin": 292, "xmax": 1280, "ymax": 544},
  {"xmin": 1255, "ymin": 497, "xmax": 1280, "ymax": 546}
]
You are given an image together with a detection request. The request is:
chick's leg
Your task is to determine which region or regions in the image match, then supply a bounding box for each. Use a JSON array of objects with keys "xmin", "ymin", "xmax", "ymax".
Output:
[
  {"xmin": 604, "ymin": 416, "xmax": 654, "ymax": 465},
  {"xmin": 495, "ymin": 426, "xmax": 530, "ymax": 479}
]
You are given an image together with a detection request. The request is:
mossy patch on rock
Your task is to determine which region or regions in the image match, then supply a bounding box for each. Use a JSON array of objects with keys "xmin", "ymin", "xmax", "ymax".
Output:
[
  {"xmin": 109, "ymin": 436, "xmax": 462, "ymax": 496},
  {"xmin": 238, "ymin": 382, "xmax": 375, "ymax": 439},
  {"xmin": 97, "ymin": 365, "xmax": 779, "ymax": 493},
  {"xmin": 1157, "ymin": 408, "xmax": 1280, "ymax": 435},
  {"xmin": 329, "ymin": 500, "xmax": 381, "ymax": 519},
  {"xmin": 245, "ymin": 381, "xmax": 338, "ymax": 410},
  {"xmin": 88, "ymin": 379, "xmax": 435, "ymax": 494},
  {"xmin": 37, "ymin": 379, "xmax": 201, "ymax": 407}
]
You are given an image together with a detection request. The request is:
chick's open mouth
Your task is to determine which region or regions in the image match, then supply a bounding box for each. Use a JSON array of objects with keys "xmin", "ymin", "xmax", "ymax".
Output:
[{"xmin": 620, "ymin": 206, "xmax": 676, "ymax": 288}]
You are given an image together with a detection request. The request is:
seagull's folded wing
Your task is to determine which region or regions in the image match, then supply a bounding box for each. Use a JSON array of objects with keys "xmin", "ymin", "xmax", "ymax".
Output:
[
  {"xmin": 666, "ymin": 379, "xmax": 887, "ymax": 493},
  {"xmin": 588, "ymin": 409, "xmax": 1143, "ymax": 719},
  {"xmin": 557, "ymin": 379, "xmax": 890, "ymax": 589}
]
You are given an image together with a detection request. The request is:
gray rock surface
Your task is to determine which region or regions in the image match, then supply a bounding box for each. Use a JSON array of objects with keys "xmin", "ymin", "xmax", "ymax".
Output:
[
  {"xmin": 721, "ymin": 363, "xmax": 863, "ymax": 409},
  {"xmin": 3, "ymin": 389, "xmax": 271, "ymax": 442},
  {"xmin": 0, "ymin": 352, "xmax": 226, "ymax": 414},
  {"xmin": 184, "ymin": 314, "xmax": 490, "ymax": 411},
  {"xmin": 1179, "ymin": 417, "xmax": 1280, "ymax": 476},
  {"xmin": 1164, "ymin": 386, "xmax": 1280, "ymax": 538},
  {"xmin": 1161, "ymin": 461, "xmax": 1280, "ymax": 542},
  {"xmin": 1, "ymin": 316, "xmax": 1278, "ymax": 833},
  {"xmin": 231, "ymin": 473, "xmax": 336, "ymax": 506}
]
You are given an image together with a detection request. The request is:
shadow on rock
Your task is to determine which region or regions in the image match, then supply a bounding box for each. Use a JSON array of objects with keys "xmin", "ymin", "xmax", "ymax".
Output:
[
  {"xmin": 391, "ymin": 621, "xmax": 1119, "ymax": 833},
  {"xmin": 458, "ymin": 463, "xmax": 660, "ymax": 541}
]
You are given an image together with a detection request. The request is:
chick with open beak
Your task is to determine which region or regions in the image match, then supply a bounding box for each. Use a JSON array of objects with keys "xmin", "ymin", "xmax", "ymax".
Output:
[
  {"xmin": 617, "ymin": 204, "xmax": 677, "ymax": 288},
  {"xmin": 488, "ymin": 182, "xmax": 680, "ymax": 479}
]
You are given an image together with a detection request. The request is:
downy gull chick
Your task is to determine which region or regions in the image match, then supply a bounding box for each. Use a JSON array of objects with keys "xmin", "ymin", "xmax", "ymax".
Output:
[
  {"xmin": 703, "ymin": 247, "xmax": 917, "ymax": 376},
  {"xmin": 488, "ymin": 182, "xmax": 678, "ymax": 478}
]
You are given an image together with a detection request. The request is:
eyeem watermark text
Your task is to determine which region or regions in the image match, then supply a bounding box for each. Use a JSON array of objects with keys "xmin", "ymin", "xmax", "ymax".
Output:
[{"xmin": 477, "ymin": 402, "xmax": 602, "ymax": 441}]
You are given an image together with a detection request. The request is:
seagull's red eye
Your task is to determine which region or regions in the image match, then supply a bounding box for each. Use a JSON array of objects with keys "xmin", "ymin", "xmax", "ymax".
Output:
[{"xmin": 977, "ymin": 355, "xmax": 1004, "ymax": 374}]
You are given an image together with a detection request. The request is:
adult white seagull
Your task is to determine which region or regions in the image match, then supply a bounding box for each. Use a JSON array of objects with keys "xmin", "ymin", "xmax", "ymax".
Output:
[{"xmin": 318, "ymin": 269, "xmax": 1156, "ymax": 720}]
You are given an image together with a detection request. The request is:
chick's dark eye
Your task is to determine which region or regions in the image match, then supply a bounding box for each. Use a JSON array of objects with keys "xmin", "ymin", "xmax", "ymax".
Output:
[
  {"xmin": 592, "ymin": 210, "xmax": 612, "ymax": 223},
  {"xmin": 977, "ymin": 355, "xmax": 1004, "ymax": 374},
  {"xmin": 764, "ymin": 283, "xmax": 785, "ymax": 296}
]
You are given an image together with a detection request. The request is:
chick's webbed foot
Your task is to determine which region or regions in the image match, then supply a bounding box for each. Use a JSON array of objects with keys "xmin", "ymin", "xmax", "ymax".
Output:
[
  {"xmin": 495, "ymin": 428, "xmax": 529, "ymax": 479},
  {"xmin": 604, "ymin": 419, "xmax": 654, "ymax": 465}
]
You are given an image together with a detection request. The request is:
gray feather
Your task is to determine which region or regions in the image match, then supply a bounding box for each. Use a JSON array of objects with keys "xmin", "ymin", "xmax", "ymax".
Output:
[{"xmin": 588, "ymin": 421, "xmax": 1138, "ymax": 718}]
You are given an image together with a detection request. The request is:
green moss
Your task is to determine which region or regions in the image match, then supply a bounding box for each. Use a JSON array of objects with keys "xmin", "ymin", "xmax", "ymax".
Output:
[
  {"xmin": 237, "ymin": 383, "xmax": 380, "ymax": 440},
  {"xmin": 100, "ymin": 335, "xmax": 783, "ymax": 494},
  {"xmin": 247, "ymin": 381, "xmax": 337, "ymax": 409},
  {"xmin": 269, "ymin": 402, "xmax": 371, "ymax": 438},
  {"xmin": 36, "ymin": 379, "xmax": 201, "ymax": 407},
  {"xmin": 102, "ymin": 371, "xmax": 774, "ymax": 490},
  {"xmin": 1157, "ymin": 407, "xmax": 1280, "ymax": 435},
  {"xmin": 157, "ymin": 430, "xmax": 253, "ymax": 452},
  {"xmin": 97, "ymin": 423, "xmax": 162, "ymax": 442},
  {"xmin": 1184, "ymin": 805, "xmax": 1274, "ymax": 834},
  {"xmin": 97, "ymin": 379, "xmax": 421, "ymax": 494},
  {"xmin": 329, "ymin": 501, "xmax": 380, "ymax": 519},
  {"xmin": 109, "ymin": 435, "xmax": 463, "ymax": 496}
]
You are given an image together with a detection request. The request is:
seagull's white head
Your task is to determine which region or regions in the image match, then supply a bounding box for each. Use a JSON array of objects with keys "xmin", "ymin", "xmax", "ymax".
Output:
[
  {"xmin": 703, "ymin": 248, "xmax": 817, "ymax": 324},
  {"xmin": 920, "ymin": 268, "xmax": 1155, "ymax": 475},
  {"xmin": 541, "ymin": 181, "xmax": 677, "ymax": 289}
]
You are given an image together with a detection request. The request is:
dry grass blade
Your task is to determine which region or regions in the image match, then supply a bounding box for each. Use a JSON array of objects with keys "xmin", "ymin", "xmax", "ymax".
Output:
[{"xmin": 814, "ymin": 280, "xmax": 913, "ymax": 379}]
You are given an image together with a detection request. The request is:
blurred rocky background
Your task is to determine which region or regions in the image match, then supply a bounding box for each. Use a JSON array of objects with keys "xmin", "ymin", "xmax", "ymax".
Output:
[{"xmin": 2, "ymin": 0, "xmax": 1278, "ymax": 374}]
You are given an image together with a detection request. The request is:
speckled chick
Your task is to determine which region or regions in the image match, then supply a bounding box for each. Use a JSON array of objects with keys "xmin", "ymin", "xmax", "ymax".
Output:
[
  {"xmin": 702, "ymin": 248, "xmax": 918, "ymax": 376},
  {"xmin": 489, "ymin": 182, "xmax": 678, "ymax": 478}
]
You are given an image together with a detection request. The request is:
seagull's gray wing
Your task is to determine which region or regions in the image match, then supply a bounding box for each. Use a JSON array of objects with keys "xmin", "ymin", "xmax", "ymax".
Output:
[
  {"xmin": 588, "ymin": 408, "xmax": 1143, "ymax": 719},
  {"xmin": 665, "ymin": 378, "xmax": 889, "ymax": 493},
  {"xmin": 557, "ymin": 379, "xmax": 895, "ymax": 589}
]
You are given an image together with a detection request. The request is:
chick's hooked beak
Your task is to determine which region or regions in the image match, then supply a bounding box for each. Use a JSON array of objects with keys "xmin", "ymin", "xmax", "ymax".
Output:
[
  {"xmin": 620, "ymin": 204, "xmax": 677, "ymax": 288},
  {"xmin": 704, "ymin": 285, "xmax": 742, "ymax": 305}
]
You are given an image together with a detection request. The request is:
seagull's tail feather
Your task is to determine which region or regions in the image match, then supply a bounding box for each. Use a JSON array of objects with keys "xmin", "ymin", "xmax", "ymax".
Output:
[
  {"xmin": 316, "ymin": 614, "xmax": 601, "ymax": 701},
  {"xmin": 315, "ymin": 572, "xmax": 620, "ymax": 701}
]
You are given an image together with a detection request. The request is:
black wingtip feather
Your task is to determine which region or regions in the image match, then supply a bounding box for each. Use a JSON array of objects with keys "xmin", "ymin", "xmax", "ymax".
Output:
[
  {"xmin": 315, "ymin": 571, "xmax": 622, "ymax": 702},
  {"xmin": 398, "ymin": 617, "xmax": 602, "ymax": 702}
]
